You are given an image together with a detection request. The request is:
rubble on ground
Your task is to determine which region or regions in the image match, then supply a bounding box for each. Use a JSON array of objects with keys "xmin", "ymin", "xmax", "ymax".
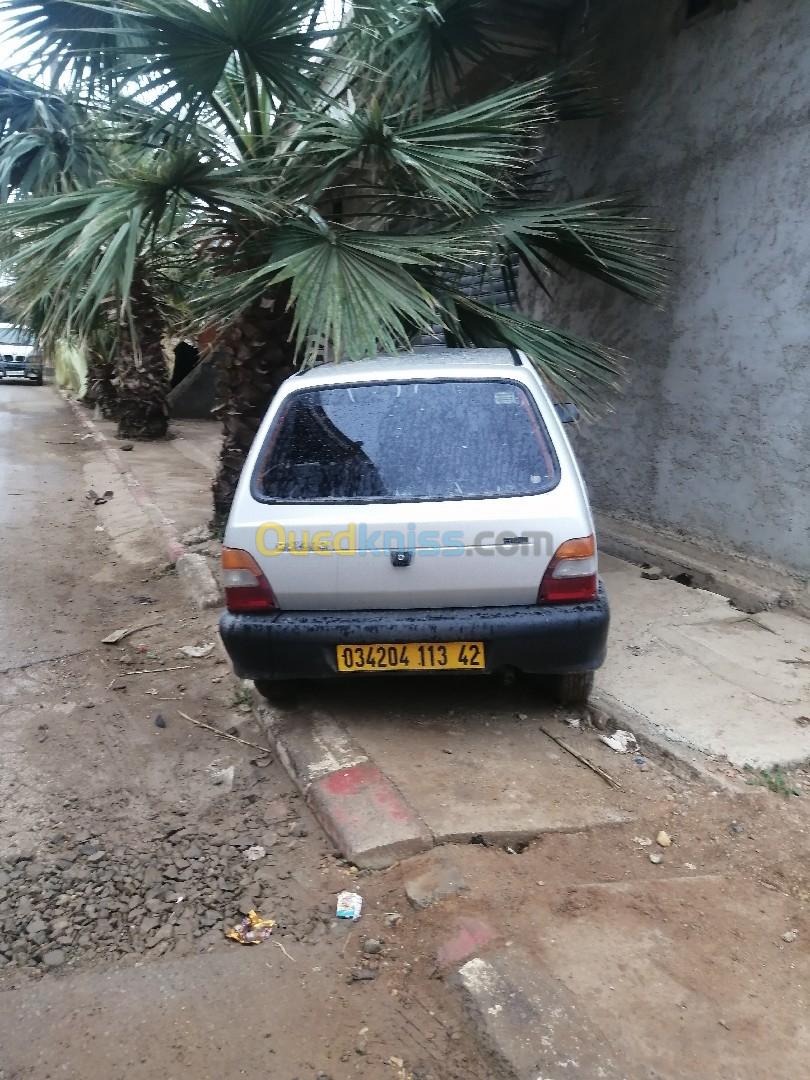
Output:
[{"xmin": 0, "ymin": 794, "xmax": 314, "ymax": 976}]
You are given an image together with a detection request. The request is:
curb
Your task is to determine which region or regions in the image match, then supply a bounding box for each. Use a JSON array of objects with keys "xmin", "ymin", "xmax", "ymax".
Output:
[
  {"xmin": 596, "ymin": 510, "xmax": 810, "ymax": 618},
  {"xmin": 252, "ymin": 692, "xmax": 434, "ymax": 868},
  {"xmin": 455, "ymin": 949, "xmax": 627, "ymax": 1079},
  {"xmin": 62, "ymin": 392, "xmax": 222, "ymax": 610},
  {"xmin": 591, "ymin": 687, "xmax": 748, "ymax": 793}
]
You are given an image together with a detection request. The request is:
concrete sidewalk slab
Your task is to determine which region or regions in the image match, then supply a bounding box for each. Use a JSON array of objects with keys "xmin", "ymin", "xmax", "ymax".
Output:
[
  {"xmin": 308, "ymin": 762, "xmax": 433, "ymax": 869},
  {"xmin": 456, "ymin": 950, "xmax": 626, "ymax": 1079},
  {"xmin": 601, "ymin": 556, "xmax": 810, "ymax": 768},
  {"xmin": 342, "ymin": 706, "xmax": 631, "ymax": 844}
]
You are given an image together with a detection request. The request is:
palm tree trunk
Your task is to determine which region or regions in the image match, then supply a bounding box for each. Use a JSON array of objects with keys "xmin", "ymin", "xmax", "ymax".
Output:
[
  {"xmin": 116, "ymin": 276, "xmax": 170, "ymax": 440},
  {"xmin": 212, "ymin": 290, "xmax": 296, "ymax": 528},
  {"xmin": 83, "ymin": 346, "xmax": 118, "ymax": 419}
]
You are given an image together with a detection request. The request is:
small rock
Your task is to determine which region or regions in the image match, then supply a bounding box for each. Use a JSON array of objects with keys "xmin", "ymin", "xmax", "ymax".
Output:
[
  {"xmin": 362, "ymin": 938, "xmax": 383, "ymax": 955},
  {"xmin": 641, "ymin": 565, "xmax": 663, "ymax": 580},
  {"xmin": 42, "ymin": 949, "xmax": 66, "ymax": 968},
  {"xmin": 384, "ymin": 913, "xmax": 402, "ymax": 928},
  {"xmin": 405, "ymin": 855, "xmax": 469, "ymax": 909},
  {"xmin": 154, "ymin": 713, "xmax": 167, "ymax": 729},
  {"xmin": 782, "ymin": 929, "xmax": 799, "ymax": 943},
  {"xmin": 516, "ymin": 713, "xmax": 528, "ymax": 722},
  {"xmin": 656, "ymin": 831, "xmax": 672, "ymax": 848},
  {"xmin": 728, "ymin": 821, "xmax": 745, "ymax": 836},
  {"xmin": 649, "ymin": 853, "xmax": 663, "ymax": 865},
  {"xmin": 349, "ymin": 968, "xmax": 377, "ymax": 982},
  {"xmin": 119, "ymin": 443, "xmax": 134, "ymax": 451}
]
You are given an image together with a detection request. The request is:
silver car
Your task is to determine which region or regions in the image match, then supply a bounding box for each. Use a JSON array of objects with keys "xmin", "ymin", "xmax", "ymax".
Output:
[
  {"xmin": 0, "ymin": 324, "xmax": 43, "ymax": 384},
  {"xmin": 219, "ymin": 348, "xmax": 608, "ymax": 704}
]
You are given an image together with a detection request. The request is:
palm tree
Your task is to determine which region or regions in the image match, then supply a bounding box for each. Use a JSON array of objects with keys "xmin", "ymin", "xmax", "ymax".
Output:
[{"xmin": 0, "ymin": 0, "xmax": 669, "ymax": 517}]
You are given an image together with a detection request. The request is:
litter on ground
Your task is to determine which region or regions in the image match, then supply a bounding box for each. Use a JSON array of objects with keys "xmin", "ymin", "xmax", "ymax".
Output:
[
  {"xmin": 600, "ymin": 728, "xmax": 639, "ymax": 753},
  {"xmin": 336, "ymin": 892, "xmax": 363, "ymax": 920},
  {"xmin": 225, "ymin": 909, "xmax": 276, "ymax": 945}
]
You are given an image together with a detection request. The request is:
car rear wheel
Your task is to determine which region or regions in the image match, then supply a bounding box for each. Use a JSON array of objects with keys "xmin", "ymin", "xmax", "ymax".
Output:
[
  {"xmin": 254, "ymin": 678, "xmax": 304, "ymax": 707},
  {"xmin": 553, "ymin": 671, "xmax": 594, "ymax": 706}
]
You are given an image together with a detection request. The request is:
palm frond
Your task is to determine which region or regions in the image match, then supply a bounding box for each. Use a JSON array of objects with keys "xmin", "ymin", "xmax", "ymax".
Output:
[
  {"xmin": 0, "ymin": 148, "xmax": 279, "ymax": 336},
  {"xmin": 195, "ymin": 219, "xmax": 485, "ymax": 364},
  {"xmin": 290, "ymin": 72, "xmax": 602, "ymax": 212},
  {"xmin": 0, "ymin": 0, "xmax": 125, "ymax": 90},
  {"xmin": 356, "ymin": 0, "xmax": 496, "ymax": 106},
  {"xmin": 454, "ymin": 196, "xmax": 672, "ymax": 305},
  {"xmin": 440, "ymin": 292, "xmax": 625, "ymax": 415},
  {"xmin": 104, "ymin": 0, "xmax": 336, "ymax": 118},
  {"xmin": 503, "ymin": 197, "xmax": 672, "ymax": 304},
  {"xmin": 0, "ymin": 71, "xmax": 105, "ymax": 198}
]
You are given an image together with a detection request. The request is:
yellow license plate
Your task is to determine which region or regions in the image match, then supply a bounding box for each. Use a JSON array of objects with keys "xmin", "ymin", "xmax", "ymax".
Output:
[{"xmin": 336, "ymin": 641, "xmax": 485, "ymax": 673}]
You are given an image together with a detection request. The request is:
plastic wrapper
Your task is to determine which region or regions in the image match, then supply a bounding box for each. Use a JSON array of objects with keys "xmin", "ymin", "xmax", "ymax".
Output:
[{"xmin": 225, "ymin": 909, "xmax": 276, "ymax": 945}]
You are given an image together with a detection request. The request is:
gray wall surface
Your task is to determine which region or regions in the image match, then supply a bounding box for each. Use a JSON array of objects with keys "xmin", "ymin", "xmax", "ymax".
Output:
[{"xmin": 524, "ymin": 0, "xmax": 810, "ymax": 574}]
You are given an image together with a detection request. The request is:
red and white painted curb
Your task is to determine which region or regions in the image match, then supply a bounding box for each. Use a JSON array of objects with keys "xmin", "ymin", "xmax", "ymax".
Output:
[{"xmin": 255, "ymin": 697, "xmax": 434, "ymax": 868}]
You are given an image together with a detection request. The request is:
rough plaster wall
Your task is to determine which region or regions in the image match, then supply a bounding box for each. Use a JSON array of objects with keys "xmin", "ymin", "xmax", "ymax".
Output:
[{"xmin": 524, "ymin": 0, "xmax": 810, "ymax": 573}]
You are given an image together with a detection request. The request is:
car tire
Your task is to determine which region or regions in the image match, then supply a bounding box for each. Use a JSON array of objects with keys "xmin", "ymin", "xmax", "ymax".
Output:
[
  {"xmin": 554, "ymin": 671, "xmax": 594, "ymax": 706},
  {"xmin": 254, "ymin": 678, "xmax": 304, "ymax": 707}
]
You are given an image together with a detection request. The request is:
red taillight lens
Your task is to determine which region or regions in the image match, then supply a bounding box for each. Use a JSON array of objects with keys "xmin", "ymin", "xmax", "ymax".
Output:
[
  {"xmin": 539, "ymin": 535, "xmax": 598, "ymax": 604},
  {"xmin": 221, "ymin": 548, "xmax": 277, "ymax": 613}
]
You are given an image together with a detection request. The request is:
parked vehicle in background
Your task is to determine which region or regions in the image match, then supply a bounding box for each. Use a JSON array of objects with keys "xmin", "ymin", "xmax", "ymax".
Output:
[
  {"xmin": 0, "ymin": 324, "xmax": 43, "ymax": 384},
  {"xmin": 219, "ymin": 348, "xmax": 608, "ymax": 705}
]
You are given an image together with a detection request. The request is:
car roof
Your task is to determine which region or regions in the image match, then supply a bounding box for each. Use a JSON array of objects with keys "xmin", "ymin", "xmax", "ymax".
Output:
[{"xmin": 289, "ymin": 348, "xmax": 524, "ymax": 388}]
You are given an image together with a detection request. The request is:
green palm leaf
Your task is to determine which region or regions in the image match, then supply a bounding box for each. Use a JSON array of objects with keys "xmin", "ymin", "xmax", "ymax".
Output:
[
  {"xmin": 103, "ymin": 0, "xmax": 335, "ymax": 113},
  {"xmin": 0, "ymin": 71, "xmax": 104, "ymax": 198},
  {"xmin": 195, "ymin": 219, "xmax": 485, "ymax": 364},
  {"xmin": 293, "ymin": 74, "xmax": 581, "ymax": 210},
  {"xmin": 0, "ymin": 148, "xmax": 279, "ymax": 336},
  {"xmin": 441, "ymin": 291, "xmax": 624, "ymax": 415},
  {"xmin": 0, "ymin": 0, "xmax": 124, "ymax": 89},
  {"xmin": 495, "ymin": 196, "xmax": 672, "ymax": 303}
]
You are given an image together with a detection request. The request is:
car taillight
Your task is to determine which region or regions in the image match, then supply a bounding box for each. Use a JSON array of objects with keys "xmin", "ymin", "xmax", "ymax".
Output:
[
  {"xmin": 539, "ymin": 535, "xmax": 598, "ymax": 603},
  {"xmin": 221, "ymin": 548, "xmax": 277, "ymax": 613}
]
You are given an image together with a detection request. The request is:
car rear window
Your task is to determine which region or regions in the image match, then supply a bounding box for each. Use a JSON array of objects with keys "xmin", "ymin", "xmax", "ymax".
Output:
[{"xmin": 253, "ymin": 378, "xmax": 559, "ymax": 504}]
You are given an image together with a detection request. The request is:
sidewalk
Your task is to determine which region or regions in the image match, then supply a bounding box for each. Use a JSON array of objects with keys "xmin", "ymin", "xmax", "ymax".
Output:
[{"xmin": 86, "ymin": 409, "xmax": 810, "ymax": 776}]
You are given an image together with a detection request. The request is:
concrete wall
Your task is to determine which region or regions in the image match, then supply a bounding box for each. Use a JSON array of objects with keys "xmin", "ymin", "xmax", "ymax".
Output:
[{"xmin": 523, "ymin": 0, "xmax": 810, "ymax": 574}]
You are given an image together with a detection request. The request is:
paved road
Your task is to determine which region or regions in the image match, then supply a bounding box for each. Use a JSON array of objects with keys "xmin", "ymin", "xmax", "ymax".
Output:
[{"xmin": 0, "ymin": 383, "xmax": 106, "ymax": 671}]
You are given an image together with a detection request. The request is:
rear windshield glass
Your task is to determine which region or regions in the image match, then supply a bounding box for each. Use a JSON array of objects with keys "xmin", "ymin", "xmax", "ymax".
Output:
[
  {"xmin": 253, "ymin": 378, "xmax": 559, "ymax": 504},
  {"xmin": 0, "ymin": 327, "xmax": 35, "ymax": 346}
]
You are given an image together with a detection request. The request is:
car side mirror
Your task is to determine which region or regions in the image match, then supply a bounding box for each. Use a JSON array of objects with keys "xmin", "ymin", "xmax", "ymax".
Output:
[{"xmin": 554, "ymin": 402, "xmax": 579, "ymax": 424}]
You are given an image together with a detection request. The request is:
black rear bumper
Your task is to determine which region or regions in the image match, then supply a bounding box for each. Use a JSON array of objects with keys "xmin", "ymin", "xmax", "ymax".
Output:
[{"xmin": 219, "ymin": 585, "xmax": 609, "ymax": 681}]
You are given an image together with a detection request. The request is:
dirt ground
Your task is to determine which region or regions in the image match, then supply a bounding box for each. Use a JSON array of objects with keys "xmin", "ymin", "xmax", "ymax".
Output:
[
  {"xmin": 0, "ymin": 387, "xmax": 489, "ymax": 1080},
  {"xmin": 2, "ymin": 385, "xmax": 810, "ymax": 1080}
]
